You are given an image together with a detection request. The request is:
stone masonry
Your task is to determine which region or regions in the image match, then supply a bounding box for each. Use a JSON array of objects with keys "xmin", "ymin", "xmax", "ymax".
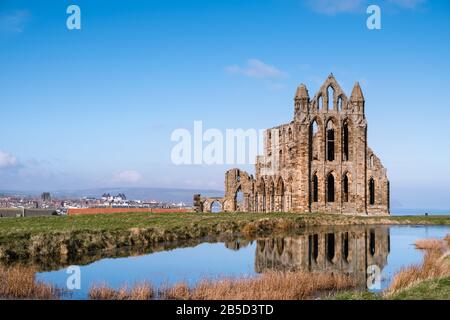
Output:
[{"xmin": 194, "ymin": 75, "xmax": 390, "ymax": 215}]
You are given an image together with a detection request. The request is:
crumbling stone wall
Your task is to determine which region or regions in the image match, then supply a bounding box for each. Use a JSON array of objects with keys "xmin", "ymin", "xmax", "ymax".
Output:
[{"xmin": 195, "ymin": 75, "xmax": 390, "ymax": 215}]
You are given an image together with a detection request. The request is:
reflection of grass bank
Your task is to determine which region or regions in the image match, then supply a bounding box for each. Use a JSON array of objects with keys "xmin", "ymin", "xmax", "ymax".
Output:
[
  {"xmin": 0, "ymin": 212, "xmax": 449, "ymax": 264},
  {"xmin": 88, "ymin": 271, "xmax": 355, "ymax": 300},
  {"xmin": 333, "ymin": 235, "xmax": 450, "ymax": 300},
  {"xmin": 0, "ymin": 264, "xmax": 61, "ymax": 299}
]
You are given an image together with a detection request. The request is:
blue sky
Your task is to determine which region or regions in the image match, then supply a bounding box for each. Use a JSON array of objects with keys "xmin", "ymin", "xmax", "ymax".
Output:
[{"xmin": 1, "ymin": 0, "xmax": 450, "ymax": 209}]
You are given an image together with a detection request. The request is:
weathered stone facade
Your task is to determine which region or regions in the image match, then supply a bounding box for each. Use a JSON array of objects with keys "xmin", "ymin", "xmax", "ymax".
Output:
[
  {"xmin": 254, "ymin": 226, "xmax": 390, "ymax": 288},
  {"xmin": 195, "ymin": 75, "xmax": 389, "ymax": 215}
]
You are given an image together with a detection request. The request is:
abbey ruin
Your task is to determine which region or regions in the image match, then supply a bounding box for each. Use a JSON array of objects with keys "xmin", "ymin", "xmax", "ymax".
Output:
[{"xmin": 194, "ymin": 75, "xmax": 390, "ymax": 216}]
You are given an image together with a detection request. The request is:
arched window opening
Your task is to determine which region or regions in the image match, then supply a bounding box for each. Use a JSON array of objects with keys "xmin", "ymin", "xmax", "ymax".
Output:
[
  {"xmin": 326, "ymin": 121, "xmax": 335, "ymax": 161},
  {"xmin": 211, "ymin": 201, "xmax": 222, "ymax": 213},
  {"xmin": 370, "ymin": 155, "xmax": 375, "ymax": 168},
  {"xmin": 288, "ymin": 127, "xmax": 293, "ymax": 140},
  {"xmin": 262, "ymin": 193, "xmax": 266, "ymax": 212},
  {"xmin": 309, "ymin": 234, "xmax": 319, "ymax": 263},
  {"xmin": 327, "ymin": 173, "xmax": 335, "ymax": 203},
  {"xmin": 310, "ymin": 121, "xmax": 319, "ymax": 161},
  {"xmin": 270, "ymin": 191, "xmax": 275, "ymax": 212},
  {"xmin": 235, "ymin": 187, "xmax": 244, "ymax": 211},
  {"xmin": 327, "ymin": 86, "xmax": 334, "ymax": 110},
  {"xmin": 337, "ymin": 96, "xmax": 343, "ymax": 111},
  {"xmin": 326, "ymin": 233, "xmax": 335, "ymax": 262},
  {"xmin": 343, "ymin": 174, "xmax": 349, "ymax": 203},
  {"xmin": 343, "ymin": 121, "xmax": 350, "ymax": 161},
  {"xmin": 276, "ymin": 239, "xmax": 284, "ymax": 256},
  {"xmin": 258, "ymin": 180, "xmax": 265, "ymax": 211},
  {"xmin": 343, "ymin": 232, "xmax": 349, "ymax": 262},
  {"xmin": 318, "ymin": 95, "xmax": 323, "ymax": 110},
  {"xmin": 312, "ymin": 173, "xmax": 319, "ymax": 203},
  {"xmin": 279, "ymin": 149, "xmax": 283, "ymax": 168},
  {"xmin": 369, "ymin": 178, "xmax": 375, "ymax": 205},
  {"xmin": 388, "ymin": 234, "xmax": 391, "ymax": 253},
  {"xmin": 369, "ymin": 229, "xmax": 376, "ymax": 256}
]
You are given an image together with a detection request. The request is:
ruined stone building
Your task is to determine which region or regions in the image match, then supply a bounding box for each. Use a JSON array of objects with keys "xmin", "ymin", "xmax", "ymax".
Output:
[
  {"xmin": 194, "ymin": 75, "xmax": 390, "ymax": 215},
  {"xmin": 254, "ymin": 226, "xmax": 390, "ymax": 288}
]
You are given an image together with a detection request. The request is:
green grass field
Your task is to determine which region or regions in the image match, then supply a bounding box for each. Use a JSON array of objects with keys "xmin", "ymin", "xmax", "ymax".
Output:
[
  {"xmin": 332, "ymin": 276, "xmax": 450, "ymax": 300},
  {"xmin": 0, "ymin": 211, "xmax": 449, "ymax": 264},
  {"xmin": 0, "ymin": 211, "xmax": 449, "ymax": 242}
]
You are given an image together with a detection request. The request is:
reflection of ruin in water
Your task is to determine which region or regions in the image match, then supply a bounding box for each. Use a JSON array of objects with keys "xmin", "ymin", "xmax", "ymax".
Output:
[{"xmin": 254, "ymin": 226, "xmax": 390, "ymax": 289}]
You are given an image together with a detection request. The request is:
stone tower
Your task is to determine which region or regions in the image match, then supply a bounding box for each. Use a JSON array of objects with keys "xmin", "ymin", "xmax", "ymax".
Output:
[{"xmin": 195, "ymin": 75, "xmax": 390, "ymax": 216}]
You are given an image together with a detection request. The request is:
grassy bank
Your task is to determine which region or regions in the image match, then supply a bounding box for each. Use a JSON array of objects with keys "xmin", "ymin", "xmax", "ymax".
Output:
[
  {"xmin": 332, "ymin": 277, "xmax": 450, "ymax": 300},
  {"xmin": 0, "ymin": 211, "xmax": 449, "ymax": 263},
  {"xmin": 332, "ymin": 235, "xmax": 450, "ymax": 300}
]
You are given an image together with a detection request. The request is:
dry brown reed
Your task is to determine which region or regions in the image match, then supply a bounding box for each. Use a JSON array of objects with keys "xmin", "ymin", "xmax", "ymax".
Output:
[
  {"xmin": 158, "ymin": 271, "xmax": 355, "ymax": 300},
  {"xmin": 414, "ymin": 239, "xmax": 445, "ymax": 250},
  {"xmin": 89, "ymin": 282, "xmax": 153, "ymax": 300},
  {"xmin": 385, "ymin": 237, "xmax": 450, "ymax": 296},
  {"xmin": 0, "ymin": 264, "xmax": 60, "ymax": 299}
]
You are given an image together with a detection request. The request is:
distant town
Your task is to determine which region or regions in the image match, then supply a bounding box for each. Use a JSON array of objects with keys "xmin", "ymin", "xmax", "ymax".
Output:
[{"xmin": 0, "ymin": 192, "xmax": 189, "ymax": 216}]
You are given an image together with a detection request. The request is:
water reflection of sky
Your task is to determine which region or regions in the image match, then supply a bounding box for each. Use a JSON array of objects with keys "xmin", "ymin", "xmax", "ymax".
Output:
[
  {"xmin": 378, "ymin": 225, "xmax": 449, "ymax": 291},
  {"xmin": 37, "ymin": 225, "xmax": 450, "ymax": 299}
]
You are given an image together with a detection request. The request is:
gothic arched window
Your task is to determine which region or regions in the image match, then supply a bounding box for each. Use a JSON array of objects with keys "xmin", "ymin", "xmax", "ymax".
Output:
[
  {"xmin": 343, "ymin": 173, "xmax": 349, "ymax": 203},
  {"xmin": 369, "ymin": 178, "xmax": 375, "ymax": 205},
  {"xmin": 327, "ymin": 86, "xmax": 334, "ymax": 110},
  {"xmin": 337, "ymin": 95, "xmax": 343, "ymax": 111},
  {"xmin": 312, "ymin": 173, "xmax": 319, "ymax": 203},
  {"xmin": 326, "ymin": 121, "xmax": 335, "ymax": 161},
  {"xmin": 327, "ymin": 173, "xmax": 335, "ymax": 203},
  {"xmin": 310, "ymin": 120, "xmax": 319, "ymax": 161},
  {"xmin": 343, "ymin": 120, "xmax": 350, "ymax": 161}
]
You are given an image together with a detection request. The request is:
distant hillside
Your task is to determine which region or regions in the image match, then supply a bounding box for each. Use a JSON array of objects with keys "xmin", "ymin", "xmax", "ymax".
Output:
[{"xmin": 0, "ymin": 187, "xmax": 224, "ymax": 205}]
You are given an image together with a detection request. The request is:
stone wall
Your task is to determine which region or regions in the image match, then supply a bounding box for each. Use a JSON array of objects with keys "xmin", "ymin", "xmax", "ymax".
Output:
[{"xmin": 0, "ymin": 208, "xmax": 57, "ymax": 218}]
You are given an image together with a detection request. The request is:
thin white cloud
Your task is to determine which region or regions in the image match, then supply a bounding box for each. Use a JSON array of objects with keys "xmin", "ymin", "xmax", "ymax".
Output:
[
  {"xmin": 305, "ymin": 0, "xmax": 426, "ymax": 15},
  {"xmin": 113, "ymin": 170, "xmax": 143, "ymax": 184},
  {"xmin": 225, "ymin": 59, "xmax": 288, "ymax": 79},
  {"xmin": 305, "ymin": 0, "xmax": 366, "ymax": 15},
  {"xmin": 0, "ymin": 10, "xmax": 30, "ymax": 33},
  {"xmin": 0, "ymin": 150, "xmax": 17, "ymax": 168},
  {"xmin": 388, "ymin": 0, "xmax": 426, "ymax": 9}
]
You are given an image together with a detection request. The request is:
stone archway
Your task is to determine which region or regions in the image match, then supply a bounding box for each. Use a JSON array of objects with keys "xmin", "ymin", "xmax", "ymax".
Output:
[
  {"xmin": 202, "ymin": 197, "xmax": 225, "ymax": 213},
  {"xmin": 210, "ymin": 200, "xmax": 222, "ymax": 213},
  {"xmin": 234, "ymin": 185, "xmax": 244, "ymax": 212}
]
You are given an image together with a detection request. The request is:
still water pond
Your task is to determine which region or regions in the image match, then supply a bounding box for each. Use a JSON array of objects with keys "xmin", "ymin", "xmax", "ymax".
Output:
[{"xmin": 37, "ymin": 225, "xmax": 450, "ymax": 299}]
